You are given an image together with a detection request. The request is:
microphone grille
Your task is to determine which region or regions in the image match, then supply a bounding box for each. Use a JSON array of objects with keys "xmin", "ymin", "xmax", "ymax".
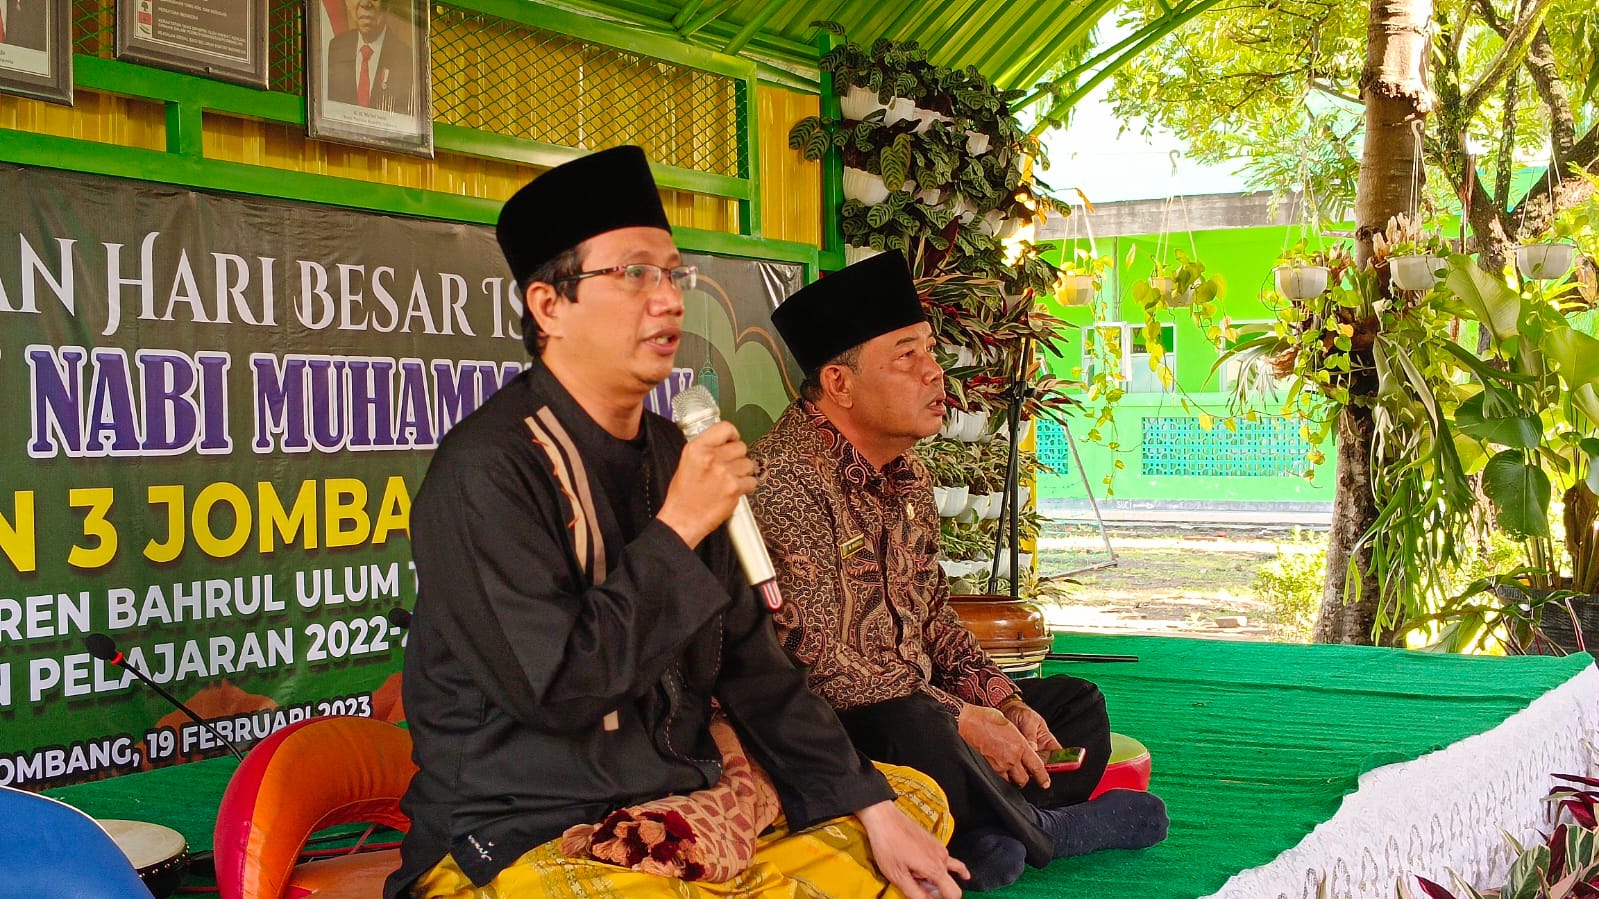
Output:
[
  {"xmin": 85, "ymin": 633, "xmax": 118, "ymax": 661},
  {"xmin": 670, "ymin": 385, "xmax": 718, "ymax": 423}
]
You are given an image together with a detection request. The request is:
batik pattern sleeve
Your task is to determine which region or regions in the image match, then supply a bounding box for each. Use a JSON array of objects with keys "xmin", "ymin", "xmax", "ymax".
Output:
[
  {"xmin": 410, "ymin": 418, "xmax": 730, "ymax": 733},
  {"xmin": 923, "ymin": 574, "xmax": 1019, "ymax": 708},
  {"xmin": 754, "ymin": 460, "xmax": 944, "ymax": 712}
]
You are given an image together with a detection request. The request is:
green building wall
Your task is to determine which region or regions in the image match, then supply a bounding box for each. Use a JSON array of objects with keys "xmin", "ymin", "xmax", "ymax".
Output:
[{"xmin": 1034, "ymin": 225, "xmax": 1340, "ymax": 511}]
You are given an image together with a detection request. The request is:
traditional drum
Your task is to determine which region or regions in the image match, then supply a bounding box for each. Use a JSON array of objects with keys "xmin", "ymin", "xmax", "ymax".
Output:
[
  {"xmin": 100, "ymin": 819, "xmax": 189, "ymax": 898},
  {"xmin": 949, "ymin": 593, "xmax": 1053, "ymax": 675}
]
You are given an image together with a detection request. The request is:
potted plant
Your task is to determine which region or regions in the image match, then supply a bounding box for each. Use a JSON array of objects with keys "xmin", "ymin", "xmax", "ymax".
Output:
[
  {"xmin": 1516, "ymin": 232, "xmax": 1578, "ymax": 280},
  {"xmin": 1272, "ymin": 242, "xmax": 1330, "ymax": 300},
  {"xmin": 1057, "ymin": 247, "xmax": 1110, "ymax": 306},
  {"xmin": 1135, "ymin": 251, "xmax": 1218, "ymax": 309},
  {"xmin": 1375, "ymin": 213, "xmax": 1447, "ymax": 291}
]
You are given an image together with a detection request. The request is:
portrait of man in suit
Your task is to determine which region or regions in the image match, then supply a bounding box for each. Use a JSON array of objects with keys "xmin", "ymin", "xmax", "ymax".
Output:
[
  {"xmin": 0, "ymin": 0, "xmax": 49, "ymax": 52},
  {"xmin": 325, "ymin": 0, "xmax": 415, "ymax": 114}
]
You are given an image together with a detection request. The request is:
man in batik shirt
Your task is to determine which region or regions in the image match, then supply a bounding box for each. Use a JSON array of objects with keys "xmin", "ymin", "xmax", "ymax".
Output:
[{"xmin": 753, "ymin": 251, "xmax": 1168, "ymax": 892}]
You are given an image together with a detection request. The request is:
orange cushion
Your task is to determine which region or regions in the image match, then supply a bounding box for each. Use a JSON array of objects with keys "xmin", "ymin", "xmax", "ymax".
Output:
[
  {"xmin": 285, "ymin": 849, "xmax": 403, "ymax": 899},
  {"xmin": 214, "ymin": 716, "xmax": 416, "ymax": 899}
]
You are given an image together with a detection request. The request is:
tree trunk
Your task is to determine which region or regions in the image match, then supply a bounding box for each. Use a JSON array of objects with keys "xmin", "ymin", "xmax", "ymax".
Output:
[
  {"xmin": 1315, "ymin": 407, "xmax": 1383, "ymax": 643},
  {"xmin": 1315, "ymin": 0, "xmax": 1433, "ymax": 644}
]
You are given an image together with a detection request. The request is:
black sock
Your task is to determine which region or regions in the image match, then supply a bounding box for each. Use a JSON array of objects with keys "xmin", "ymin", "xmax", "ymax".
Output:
[
  {"xmin": 1032, "ymin": 789, "xmax": 1169, "ymax": 858},
  {"xmin": 948, "ymin": 827, "xmax": 1027, "ymax": 892}
]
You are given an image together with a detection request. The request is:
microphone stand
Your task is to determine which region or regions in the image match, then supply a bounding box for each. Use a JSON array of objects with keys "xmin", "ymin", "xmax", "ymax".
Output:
[{"xmin": 984, "ymin": 335, "xmax": 1136, "ymax": 665}]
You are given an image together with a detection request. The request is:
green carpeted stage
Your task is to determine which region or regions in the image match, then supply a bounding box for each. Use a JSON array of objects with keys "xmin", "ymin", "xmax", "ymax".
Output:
[{"xmin": 48, "ymin": 632, "xmax": 1595, "ymax": 898}]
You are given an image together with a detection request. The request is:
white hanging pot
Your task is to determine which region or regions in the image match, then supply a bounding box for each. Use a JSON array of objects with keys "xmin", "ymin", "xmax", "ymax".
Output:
[
  {"xmin": 978, "ymin": 490, "xmax": 1006, "ymax": 521},
  {"xmin": 916, "ymin": 186, "xmax": 944, "ymax": 205},
  {"xmin": 995, "ymin": 217, "xmax": 1024, "ymax": 240},
  {"xmin": 1059, "ymin": 274, "xmax": 1096, "ymax": 306},
  {"xmin": 939, "ymin": 408, "xmax": 970, "ymax": 440},
  {"xmin": 1516, "ymin": 242, "xmax": 1576, "ymax": 280},
  {"xmin": 844, "ymin": 244, "xmax": 881, "ymax": 266},
  {"xmin": 1389, "ymin": 255, "xmax": 1443, "ymax": 291},
  {"xmin": 957, "ymin": 409, "xmax": 991, "ymax": 442},
  {"xmin": 911, "ymin": 107, "xmax": 952, "ymax": 133},
  {"xmin": 993, "ymin": 552, "xmax": 1034, "ymax": 580},
  {"xmin": 839, "ymin": 85, "xmax": 888, "ymax": 121},
  {"xmin": 979, "ymin": 209, "xmax": 1005, "ymax": 237},
  {"xmin": 965, "ymin": 130, "xmax": 990, "ymax": 156},
  {"xmin": 1150, "ymin": 276, "xmax": 1194, "ymax": 307},
  {"xmin": 949, "ymin": 197, "xmax": 977, "ymax": 224},
  {"xmin": 842, "ymin": 167, "xmax": 890, "ymax": 205},
  {"xmin": 1273, "ymin": 265, "xmax": 1329, "ymax": 300},
  {"xmin": 884, "ymin": 97, "xmax": 917, "ymax": 125},
  {"xmin": 933, "ymin": 485, "xmax": 969, "ymax": 518}
]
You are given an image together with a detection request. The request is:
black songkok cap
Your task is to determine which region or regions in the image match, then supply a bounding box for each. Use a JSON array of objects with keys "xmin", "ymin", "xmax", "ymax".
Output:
[
  {"xmin": 771, "ymin": 250, "xmax": 926, "ymax": 373},
  {"xmin": 496, "ymin": 145, "xmax": 672, "ymax": 282}
]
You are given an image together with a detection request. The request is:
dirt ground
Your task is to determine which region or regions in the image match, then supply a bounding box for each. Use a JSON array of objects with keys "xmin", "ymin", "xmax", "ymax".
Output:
[{"xmin": 1032, "ymin": 523, "xmax": 1293, "ymax": 642}]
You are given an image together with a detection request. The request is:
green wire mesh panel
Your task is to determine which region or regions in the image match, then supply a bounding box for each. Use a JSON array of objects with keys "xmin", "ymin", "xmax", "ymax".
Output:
[
  {"xmin": 1141, "ymin": 416, "xmax": 1310, "ymax": 478},
  {"xmin": 1035, "ymin": 419, "xmax": 1070, "ymax": 475},
  {"xmin": 67, "ymin": 1, "xmax": 744, "ymax": 178},
  {"xmin": 71, "ymin": 0, "xmax": 304, "ymax": 93},
  {"xmin": 430, "ymin": 4, "xmax": 744, "ymax": 177}
]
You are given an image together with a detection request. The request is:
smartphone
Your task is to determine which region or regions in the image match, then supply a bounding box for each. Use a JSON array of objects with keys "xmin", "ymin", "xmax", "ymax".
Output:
[{"xmin": 1044, "ymin": 746, "xmax": 1086, "ymax": 773}]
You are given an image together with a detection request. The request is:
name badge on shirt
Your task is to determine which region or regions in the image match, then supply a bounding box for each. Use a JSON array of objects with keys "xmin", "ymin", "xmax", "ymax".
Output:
[{"xmin": 840, "ymin": 533, "xmax": 865, "ymax": 560}]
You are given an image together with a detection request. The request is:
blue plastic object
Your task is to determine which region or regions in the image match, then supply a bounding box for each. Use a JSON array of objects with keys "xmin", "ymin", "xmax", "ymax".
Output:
[{"xmin": 0, "ymin": 785, "xmax": 155, "ymax": 898}]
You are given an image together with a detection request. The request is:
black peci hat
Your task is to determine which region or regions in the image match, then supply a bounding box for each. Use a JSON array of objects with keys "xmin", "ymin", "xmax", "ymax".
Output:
[
  {"xmin": 496, "ymin": 145, "xmax": 672, "ymax": 283},
  {"xmin": 770, "ymin": 250, "xmax": 926, "ymax": 373}
]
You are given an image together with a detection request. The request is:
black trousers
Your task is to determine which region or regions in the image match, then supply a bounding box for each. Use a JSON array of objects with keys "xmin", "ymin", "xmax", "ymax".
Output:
[{"xmin": 834, "ymin": 675, "xmax": 1112, "ymax": 866}]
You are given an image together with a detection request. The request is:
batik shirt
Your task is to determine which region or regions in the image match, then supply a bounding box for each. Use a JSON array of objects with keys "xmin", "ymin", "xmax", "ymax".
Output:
[{"xmin": 752, "ymin": 400, "xmax": 1017, "ymax": 717}]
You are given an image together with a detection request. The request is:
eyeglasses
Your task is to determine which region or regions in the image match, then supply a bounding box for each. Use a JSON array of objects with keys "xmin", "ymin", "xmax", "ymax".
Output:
[{"xmin": 554, "ymin": 263, "xmax": 698, "ymax": 294}]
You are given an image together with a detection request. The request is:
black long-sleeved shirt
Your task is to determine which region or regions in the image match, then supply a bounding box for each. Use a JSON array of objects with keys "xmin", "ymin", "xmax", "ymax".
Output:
[{"xmin": 385, "ymin": 363, "xmax": 892, "ymax": 894}]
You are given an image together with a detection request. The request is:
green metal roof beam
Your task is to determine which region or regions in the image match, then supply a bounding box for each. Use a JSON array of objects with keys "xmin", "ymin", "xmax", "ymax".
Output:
[
  {"xmin": 939, "ymin": 3, "xmax": 1042, "ymax": 75},
  {"xmin": 678, "ymin": 0, "xmax": 740, "ymax": 37},
  {"xmin": 724, "ymin": 1, "xmax": 795, "ymax": 55},
  {"xmin": 671, "ymin": 0, "xmax": 708, "ymax": 30},
  {"xmin": 1026, "ymin": 0, "xmax": 1226, "ymax": 135},
  {"xmin": 994, "ymin": 0, "xmax": 1121, "ymax": 88}
]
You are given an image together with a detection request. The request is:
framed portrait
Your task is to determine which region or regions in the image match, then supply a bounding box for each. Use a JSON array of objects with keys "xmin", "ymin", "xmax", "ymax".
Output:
[
  {"xmin": 306, "ymin": 0, "xmax": 433, "ymax": 158},
  {"xmin": 0, "ymin": 0, "xmax": 72, "ymax": 106},
  {"xmin": 115, "ymin": 0, "xmax": 270, "ymax": 89}
]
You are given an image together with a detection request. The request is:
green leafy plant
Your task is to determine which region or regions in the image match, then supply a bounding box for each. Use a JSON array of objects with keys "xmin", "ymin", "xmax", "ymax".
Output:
[{"xmin": 1252, "ymin": 530, "xmax": 1328, "ymax": 642}]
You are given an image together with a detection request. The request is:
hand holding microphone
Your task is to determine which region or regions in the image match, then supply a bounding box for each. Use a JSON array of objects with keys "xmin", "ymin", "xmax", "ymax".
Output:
[{"xmin": 670, "ymin": 386, "xmax": 783, "ymax": 611}]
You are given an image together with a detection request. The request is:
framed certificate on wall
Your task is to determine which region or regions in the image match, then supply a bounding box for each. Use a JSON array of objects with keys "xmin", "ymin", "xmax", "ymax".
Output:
[
  {"xmin": 116, "ymin": 0, "xmax": 270, "ymax": 89},
  {"xmin": 0, "ymin": 0, "xmax": 72, "ymax": 105}
]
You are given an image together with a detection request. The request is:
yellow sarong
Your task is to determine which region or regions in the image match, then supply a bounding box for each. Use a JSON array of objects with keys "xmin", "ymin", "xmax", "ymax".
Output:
[{"xmin": 413, "ymin": 763, "xmax": 953, "ymax": 898}]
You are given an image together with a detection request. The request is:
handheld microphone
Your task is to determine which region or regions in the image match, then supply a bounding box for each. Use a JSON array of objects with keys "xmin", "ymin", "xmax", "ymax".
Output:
[
  {"xmin": 84, "ymin": 633, "xmax": 245, "ymax": 761},
  {"xmin": 670, "ymin": 386, "xmax": 783, "ymax": 612},
  {"xmin": 388, "ymin": 606, "xmax": 412, "ymax": 630}
]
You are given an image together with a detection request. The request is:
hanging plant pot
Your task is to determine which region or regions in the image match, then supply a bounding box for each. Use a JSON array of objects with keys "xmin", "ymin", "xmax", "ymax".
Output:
[
  {"xmin": 932, "ymin": 485, "xmax": 969, "ymax": 518},
  {"xmin": 1389, "ymin": 254, "xmax": 1443, "ymax": 291},
  {"xmin": 839, "ymin": 85, "xmax": 888, "ymax": 121},
  {"xmin": 1516, "ymin": 242, "xmax": 1577, "ymax": 280},
  {"xmin": 1149, "ymin": 276, "xmax": 1194, "ymax": 307},
  {"xmin": 915, "ymin": 186, "xmax": 944, "ymax": 205},
  {"xmin": 948, "ymin": 197, "xmax": 977, "ymax": 224},
  {"xmin": 961, "ymin": 410, "xmax": 992, "ymax": 442},
  {"xmin": 911, "ymin": 107, "xmax": 952, "ymax": 133},
  {"xmin": 1273, "ymin": 264, "xmax": 1329, "ymax": 300},
  {"xmin": 964, "ymin": 130, "xmax": 990, "ymax": 156},
  {"xmin": 844, "ymin": 244, "xmax": 880, "ymax": 266},
  {"xmin": 1059, "ymin": 274, "xmax": 1097, "ymax": 306},
  {"xmin": 884, "ymin": 98, "xmax": 917, "ymax": 125},
  {"xmin": 979, "ymin": 209, "xmax": 1005, "ymax": 237},
  {"xmin": 842, "ymin": 167, "xmax": 890, "ymax": 205},
  {"xmin": 994, "ymin": 217, "xmax": 1025, "ymax": 240},
  {"xmin": 977, "ymin": 490, "xmax": 1005, "ymax": 521}
]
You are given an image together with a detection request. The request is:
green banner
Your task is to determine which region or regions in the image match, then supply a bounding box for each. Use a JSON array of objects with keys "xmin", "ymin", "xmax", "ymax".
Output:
[{"xmin": 0, "ymin": 165, "xmax": 803, "ymax": 787}]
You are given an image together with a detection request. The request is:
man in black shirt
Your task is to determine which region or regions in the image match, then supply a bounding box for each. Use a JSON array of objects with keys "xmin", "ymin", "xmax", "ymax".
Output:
[{"xmin": 386, "ymin": 146, "xmax": 966, "ymax": 899}]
